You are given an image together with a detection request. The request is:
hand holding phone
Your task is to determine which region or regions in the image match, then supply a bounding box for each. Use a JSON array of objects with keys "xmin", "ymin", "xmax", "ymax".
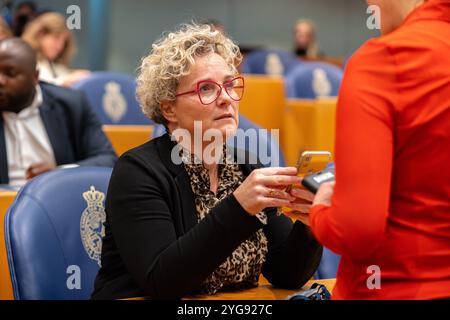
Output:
[
  {"xmin": 301, "ymin": 167, "xmax": 335, "ymax": 194},
  {"xmin": 285, "ymin": 151, "xmax": 331, "ymax": 193}
]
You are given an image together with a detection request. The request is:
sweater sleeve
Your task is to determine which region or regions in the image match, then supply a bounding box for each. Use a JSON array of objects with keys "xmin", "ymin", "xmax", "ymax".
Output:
[
  {"xmin": 262, "ymin": 211, "xmax": 323, "ymax": 289},
  {"xmin": 309, "ymin": 40, "xmax": 397, "ymax": 260}
]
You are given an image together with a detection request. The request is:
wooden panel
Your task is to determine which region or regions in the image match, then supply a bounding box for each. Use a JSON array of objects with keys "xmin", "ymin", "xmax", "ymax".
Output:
[
  {"xmin": 0, "ymin": 191, "xmax": 17, "ymax": 300},
  {"xmin": 102, "ymin": 125, "xmax": 153, "ymax": 156},
  {"xmin": 283, "ymin": 98, "xmax": 337, "ymax": 166},
  {"xmin": 239, "ymin": 75, "xmax": 286, "ymax": 130}
]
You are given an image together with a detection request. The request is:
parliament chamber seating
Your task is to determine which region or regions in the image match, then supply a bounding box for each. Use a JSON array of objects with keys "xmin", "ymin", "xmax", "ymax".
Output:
[{"xmin": 4, "ymin": 167, "xmax": 112, "ymax": 300}]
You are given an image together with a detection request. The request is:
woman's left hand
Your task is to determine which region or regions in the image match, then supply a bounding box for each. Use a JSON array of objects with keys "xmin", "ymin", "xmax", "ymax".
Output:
[
  {"xmin": 313, "ymin": 181, "xmax": 335, "ymax": 207},
  {"xmin": 288, "ymin": 181, "xmax": 336, "ymax": 226}
]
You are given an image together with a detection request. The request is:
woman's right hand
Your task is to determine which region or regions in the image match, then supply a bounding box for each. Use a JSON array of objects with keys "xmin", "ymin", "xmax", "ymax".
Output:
[{"xmin": 233, "ymin": 167, "xmax": 302, "ymax": 215}]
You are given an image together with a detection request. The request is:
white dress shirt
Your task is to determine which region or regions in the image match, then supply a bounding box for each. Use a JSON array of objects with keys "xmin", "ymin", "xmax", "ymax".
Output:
[{"xmin": 2, "ymin": 86, "xmax": 56, "ymax": 187}]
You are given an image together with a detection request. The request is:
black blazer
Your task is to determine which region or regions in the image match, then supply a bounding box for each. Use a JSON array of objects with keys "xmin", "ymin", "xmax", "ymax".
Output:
[
  {"xmin": 0, "ymin": 82, "xmax": 117, "ymax": 184},
  {"xmin": 92, "ymin": 133, "xmax": 322, "ymax": 300}
]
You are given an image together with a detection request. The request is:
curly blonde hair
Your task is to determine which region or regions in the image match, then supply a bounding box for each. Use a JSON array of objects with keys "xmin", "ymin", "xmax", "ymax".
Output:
[
  {"xmin": 136, "ymin": 23, "xmax": 242, "ymax": 125},
  {"xmin": 22, "ymin": 12, "xmax": 76, "ymax": 65}
]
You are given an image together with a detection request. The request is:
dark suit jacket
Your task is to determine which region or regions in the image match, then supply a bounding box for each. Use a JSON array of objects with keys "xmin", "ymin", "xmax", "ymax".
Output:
[
  {"xmin": 92, "ymin": 133, "xmax": 322, "ymax": 300},
  {"xmin": 0, "ymin": 82, "xmax": 117, "ymax": 184}
]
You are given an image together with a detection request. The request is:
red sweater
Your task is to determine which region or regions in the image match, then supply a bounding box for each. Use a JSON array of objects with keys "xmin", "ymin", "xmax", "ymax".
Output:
[{"xmin": 310, "ymin": 0, "xmax": 450, "ymax": 299}]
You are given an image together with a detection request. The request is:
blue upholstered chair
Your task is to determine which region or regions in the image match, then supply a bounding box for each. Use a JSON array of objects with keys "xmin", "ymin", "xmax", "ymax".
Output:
[
  {"xmin": 312, "ymin": 163, "xmax": 340, "ymax": 279},
  {"xmin": 151, "ymin": 115, "xmax": 286, "ymax": 167},
  {"xmin": 241, "ymin": 49, "xmax": 301, "ymax": 76},
  {"xmin": 5, "ymin": 167, "xmax": 112, "ymax": 300},
  {"xmin": 151, "ymin": 124, "xmax": 167, "ymax": 139},
  {"xmin": 285, "ymin": 62, "xmax": 343, "ymax": 99},
  {"xmin": 316, "ymin": 247, "xmax": 341, "ymax": 279},
  {"xmin": 228, "ymin": 115, "xmax": 286, "ymax": 167},
  {"xmin": 72, "ymin": 71, "xmax": 152, "ymax": 125}
]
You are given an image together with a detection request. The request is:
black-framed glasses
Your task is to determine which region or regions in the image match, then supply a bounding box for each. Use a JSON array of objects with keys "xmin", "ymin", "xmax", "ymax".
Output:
[{"xmin": 175, "ymin": 76, "xmax": 245, "ymax": 105}]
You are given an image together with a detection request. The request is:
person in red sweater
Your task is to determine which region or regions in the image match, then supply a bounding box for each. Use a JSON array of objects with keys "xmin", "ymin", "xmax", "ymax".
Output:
[{"xmin": 291, "ymin": 0, "xmax": 450, "ymax": 299}]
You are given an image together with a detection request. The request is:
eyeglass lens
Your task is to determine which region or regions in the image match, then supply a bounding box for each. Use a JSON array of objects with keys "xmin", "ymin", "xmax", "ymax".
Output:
[{"xmin": 198, "ymin": 78, "xmax": 244, "ymax": 104}]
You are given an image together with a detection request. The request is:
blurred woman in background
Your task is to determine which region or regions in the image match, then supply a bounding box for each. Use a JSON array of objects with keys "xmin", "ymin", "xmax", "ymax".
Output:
[
  {"xmin": 293, "ymin": 19, "xmax": 321, "ymax": 59},
  {"xmin": 22, "ymin": 12, "xmax": 90, "ymax": 87}
]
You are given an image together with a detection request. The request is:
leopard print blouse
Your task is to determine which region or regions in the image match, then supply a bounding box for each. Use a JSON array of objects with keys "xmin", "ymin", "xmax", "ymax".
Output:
[{"xmin": 181, "ymin": 146, "xmax": 268, "ymax": 295}]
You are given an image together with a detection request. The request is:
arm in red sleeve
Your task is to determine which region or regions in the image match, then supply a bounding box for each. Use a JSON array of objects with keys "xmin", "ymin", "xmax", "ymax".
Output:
[{"xmin": 310, "ymin": 41, "xmax": 398, "ymax": 260}]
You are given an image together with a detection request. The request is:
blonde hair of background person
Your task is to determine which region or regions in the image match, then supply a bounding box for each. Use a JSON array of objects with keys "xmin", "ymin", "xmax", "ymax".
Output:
[
  {"xmin": 21, "ymin": 12, "xmax": 90, "ymax": 87},
  {"xmin": 293, "ymin": 19, "xmax": 320, "ymax": 59},
  {"xmin": 0, "ymin": 17, "xmax": 13, "ymax": 41}
]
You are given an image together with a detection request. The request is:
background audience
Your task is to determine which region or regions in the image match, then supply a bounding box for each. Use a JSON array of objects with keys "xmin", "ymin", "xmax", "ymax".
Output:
[
  {"xmin": 0, "ymin": 38, "xmax": 116, "ymax": 186},
  {"xmin": 21, "ymin": 12, "xmax": 90, "ymax": 87},
  {"xmin": 11, "ymin": 1, "xmax": 37, "ymax": 37},
  {"xmin": 293, "ymin": 19, "xmax": 321, "ymax": 59},
  {"xmin": 0, "ymin": 16, "xmax": 12, "ymax": 40}
]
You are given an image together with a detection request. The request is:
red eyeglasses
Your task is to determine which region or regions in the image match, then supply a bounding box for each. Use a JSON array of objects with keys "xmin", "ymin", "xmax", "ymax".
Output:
[{"xmin": 175, "ymin": 76, "xmax": 245, "ymax": 105}]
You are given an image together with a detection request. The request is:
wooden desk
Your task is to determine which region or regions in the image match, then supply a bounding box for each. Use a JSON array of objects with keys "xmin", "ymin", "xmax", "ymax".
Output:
[
  {"xmin": 0, "ymin": 190, "xmax": 17, "ymax": 300},
  {"xmin": 184, "ymin": 277, "xmax": 335, "ymax": 300},
  {"xmin": 127, "ymin": 277, "xmax": 335, "ymax": 300}
]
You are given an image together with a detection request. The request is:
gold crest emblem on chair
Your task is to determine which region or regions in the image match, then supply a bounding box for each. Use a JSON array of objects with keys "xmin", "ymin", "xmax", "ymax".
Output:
[{"xmin": 80, "ymin": 186, "xmax": 106, "ymax": 266}]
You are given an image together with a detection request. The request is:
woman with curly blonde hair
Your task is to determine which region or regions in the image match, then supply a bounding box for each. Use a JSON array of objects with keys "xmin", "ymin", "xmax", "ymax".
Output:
[
  {"xmin": 22, "ymin": 12, "xmax": 90, "ymax": 86},
  {"xmin": 92, "ymin": 23, "xmax": 322, "ymax": 300}
]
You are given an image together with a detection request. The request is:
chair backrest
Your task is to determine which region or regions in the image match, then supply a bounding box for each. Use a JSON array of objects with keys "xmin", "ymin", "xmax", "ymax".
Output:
[
  {"xmin": 316, "ymin": 247, "xmax": 341, "ymax": 279},
  {"xmin": 150, "ymin": 116, "xmax": 286, "ymax": 167},
  {"xmin": 72, "ymin": 71, "xmax": 151, "ymax": 125},
  {"xmin": 242, "ymin": 49, "xmax": 301, "ymax": 76},
  {"xmin": 151, "ymin": 124, "xmax": 167, "ymax": 139},
  {"xmin": 5, "ymin": 167, "xmax": 112, "ymax": 300},
  {"xmin": 285, "ymin": 62, "xmax": 343, "ymax": 99},
  {"xmin": 228, "ymin": 115, "xmax": 286, "ymax": 167}
]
